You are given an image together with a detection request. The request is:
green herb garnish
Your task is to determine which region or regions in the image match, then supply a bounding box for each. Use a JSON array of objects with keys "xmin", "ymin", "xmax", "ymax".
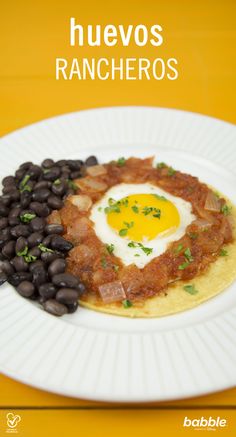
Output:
[
  {"xmin": 98, "ymin": 207, "xmax": 102, "ymax": 212},
  {"xmin": 167, "ymin": 167, "xmax": 176, "ymax": 176},
  {"xmin": 38, "ymin": 243, "xmax": 54, "ymax": 253},
  {"xmin": 106, "ymin": 243, "xmax": 115, "ymax": 254},
  {"xmin": 53, "ymin": 179, "xmax": 61, "ymax": 185},
  {"xmin": 220, "ymin": 248, "xmax": 228, "ymax": 257},
  {"xmin": 128, "ymin": 241, "xmax": 153, "ymax": 255},
  {"xmin": 24, "ymin": 254, "xmax": 37, "ymax": 263},
  {"xmin": 105, "ymin": 198, "xmax": 121, "ymax": 214},
  {"xmin": 132, "ymin": 205, "xmax": 139, "ymax": 214},
  {"xmin": 140, "ymin": 246, "xmax": 153, "ymax": 255},
  {"xmin": 128, "ymin": 241, "xmax": 136, "ymax": 248},
  {"xmin": 123, "ymin": 221, "xmax": 134, "ymax": 229},
  {"xmin": 113, "ymin": 265, "xmax": 119, "ymax": 272},
  {"xmin": 174, "ymin": 244, "xmax": 183, "ymax": 254},
  {"xmin": 142, "ymin": 206, "xmax": 161, "ymax": 218},
  {"xmin": 117, "ymin": 157, "xmax": 126, "ymax": 167},
  {"xmin": 20, "ymin": 213, "xmax": 36, "ymax": 223},
  {"xmin": 134, "ymin": 254, "xmax": 140, "ymax": 257},
  {"xmin": 119, "ymin": 228, "xmax": 128, "ymax": 237},
  {"xmin": 67, "ymin": 179, "xmax": 78, "ymax": 190},
  {"xmin": 183, "ymin": 284, "xmax": 198, "ymax": 295},
  {"xmin": 188, "ymin": 232, "xmax": 198, "ymax": 240},
  {"xmin": 178, "ymin": 261, "xmax": 190, "ymax": 270},
  {"xmin": 19, "ymin": 174, "xmax": 31, "ymax": 192},
  {"xmin": 152, "ymin": 194, "xmax": 167, "ymax": 201},
  {"xmin": 43, "ymin": 169, "xmax": 50, "ymax": 174},
  {"xmin": 101, "ymin": 257, "xmax": 107, "ymax": 268},
  {"xmin": 221, "ymin": 204, "xmax": 232, "ymax": 216},
  {"xmin": 184, "ymin": 248, "xmax": 194, "ymax": 262},
  {"xmin": 156, "ymin": 162, "xmax": 167, "ymax": 169},
  {"xmin": 122, "ymin": 299, "xmax": 133, "ymax": 308},
  {"xmin": 16, "ymin": 247, "xmax": 28, "ymax": 257}
]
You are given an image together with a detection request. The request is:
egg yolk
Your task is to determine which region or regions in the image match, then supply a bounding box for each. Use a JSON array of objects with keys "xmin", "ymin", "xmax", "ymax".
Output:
[{"xmin": 106, "ymin": 193, "xmax": 180, "ymax": 242}]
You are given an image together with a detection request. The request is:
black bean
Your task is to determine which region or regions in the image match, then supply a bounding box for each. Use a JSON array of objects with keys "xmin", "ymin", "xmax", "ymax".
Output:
[
  {"xmin": 51, "ymin": 181, "xmax": 66, "ymax": 196},
  {"xmin": 56, "ymin": 160, "xmax": 67, "ymax": 167},
  {"xmin": 30, "ymin": 202, "xmax": 50, "ymax": 217},
  {"xmin": 47, "ymin": 195, "xmax": 63, "ymax": 210},
  {"xmin": 0, "ymin": 203, "xmax": 9, "ymax": 217},
  {"xmin": 0, "ymin": 228, "xmax": 11, "ymax": 247},
  {"xmin": 2, "ymin": 176, "xmax": 16, "ymax": 187},
  {"xmin": 15, "ymin": 236, "xmax": 28, "ymax": 254},
  {"xmin": 42, "ymin": 234, "xmax": 54, "ymax": 246},
  {"xmin": 70, "ymin": 170, "xmax": 81, "ymax": 179},
  {"xmin": 51, "ymin": 236, "xmax": 73, "ymax": 252},
  {"xmin": 45, "ymin": 224, "xmax": 64, "ymax": 235},
  {"xmin": 15, "ymin": 168, "xmax": 25, "ymax": 180},
  {"xmin": 17, "ymin": 281, "xmax": 35, "ymax": 297},
  {"xmin": 0, "ymin": 195, "xmax": 11, "ymax": 206},
  {"xmin": 43, "ymin": 167, "xmax": 61, "ymax": 181},
  {"xmin": 43, "ymin": 299, "xmax": 68, "ymax": 316},
  {"xmin": 0, "ymin": 217, "xmax": 8, "ymax": 230},
  {"xmin": 60, "ymin": 171, "xmax": 70, "ymax": 181},
  {"xmin": 11, "ymin": 224, "xmax": 30, "ymax": 238},
  {"xmin": 39, "ymin": 282, "xmax": 57, "ymax": 299},
  {"xmin": 56, "ymin": 288, "xmax": 79, "ymax": 304},
  {"xmin": 32, "ymin": 265, "xmax": 47, "ymax": 289},
  {"xmin": 19, "ymin": 161, "xmax": 33, "ymax": 171},
  {"xmin": 42, "ymin": 159, "xmax": 54, "ymax": 169},
  {"xmin": 27, "ymin": 232, "xmax": 44, "ymax": 248},
  {"xmin": 20, "ymin": 191, "xmax": 32, "ymax": 208},
  {"xmin": 0, "ymin": 272, "xmax": 7, "ymax": 286},
  {"xmin": 68, "ymin": 160, "xmax": 82, "ymax": 171},
  {"xmin": 28, "ymin": 165, "xmax": 42, "ymax": 180},
  {"xmin": 29, "ymin": 260, "xmax": 44, "ymax": 272},
  {"xmin": 34, "ymin": 180, "xmax": 52, "ymax": 191},
  {"xmin": 8, "ymin": 271, "xmax": 32, "ymax": 286},
  {"xmin": 2, "ymin": 240, "xmax": 16, "ymax": 259},
  {"xmin": 77, "ymin": 282, "xmax": 86, "ymax": 296},
  {"xmin": 6, "ymin": 189, "xmax": 20, "ymax": 202},
  {"xmin": 85, "ymin": 156, "xmax": 98, "ymax": 166},
  {"xmin": 12, "ymin": 256, "xmax": 29, "ymax": 272},
  {"xmin": 30, "ymin": 217, "xmax": 46, "ymax": 232},
  {"xmin": 32, "ymin": 189, "xmax": 51, "ymax": 202},
  {"xmin": 38, "ymin": 295, "xmax": 47, "ymax": 304},
  {"xmin": 0, "ymin": 260, "xmax": 15, "ymax": 276},
  {"xmin": 52, "ymin": 273, "xmax": 79, "ymax": 288},
  {"xmin": 28, "ymin": 246, "xmax": 41, "ymax": 258},
  {"xmin": 40, "ymin": 252, "xmax": 58, "ymax": 264},
  {"xmin": 48, "ymin": 258, "xmax": 66, "ymax": 277},
  {"xmin": 8, "ymin": 206, "xmax": 21, "ymax": 226},
  {"xmin": 67, "ymin": 301, "xmax": 79, "ymax": 313}
]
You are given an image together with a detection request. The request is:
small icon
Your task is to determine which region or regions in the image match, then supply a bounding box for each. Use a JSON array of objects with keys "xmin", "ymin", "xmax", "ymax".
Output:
[{"xmin": 6, "ymin": 412, "xmax": 21, "ymax": 431}]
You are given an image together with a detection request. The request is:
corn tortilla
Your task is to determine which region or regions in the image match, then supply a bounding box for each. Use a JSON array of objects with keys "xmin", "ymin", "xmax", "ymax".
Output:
[{"xmin": 80, "ymin": 196, "xmax": 236, "ymax": 318}]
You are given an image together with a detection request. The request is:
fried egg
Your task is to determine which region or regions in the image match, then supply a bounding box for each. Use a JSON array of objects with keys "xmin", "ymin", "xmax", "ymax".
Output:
[{"xmin": 90, "ymin": 183, "xmax": 196, "ymax": 268}]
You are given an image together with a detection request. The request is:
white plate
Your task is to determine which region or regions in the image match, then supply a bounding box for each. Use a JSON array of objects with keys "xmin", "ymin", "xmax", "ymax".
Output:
[{"xmin": 0, "ymin": 107, "xmax": 236, "ymax": 402}]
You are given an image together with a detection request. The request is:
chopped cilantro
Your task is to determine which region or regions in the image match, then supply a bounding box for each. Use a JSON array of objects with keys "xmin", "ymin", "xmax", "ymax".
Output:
[
  {"xmin": 178, "ymin": 261, "xmax": 190, "ymax": 270},
  {"xmin": 101, "ymin": 257, "xmax": 107, "ymax": 268},
  {"xmin": 122, "ymin": 299, "xmax": 133, "ymax": 308},
  {"xmin": 142, "ymin": 206, "xmax": 161, "ymax": 218},
  {"xmin": 132, "ymin": 205, "xmax": 139, "ymax": 214},
  {"xmin": 220, "ymin": 248, "xmax": 228, "ymax": 257},
  {"xmin": 167, "ymin": 167, "xmax": 176, "ymax": 176},
  {"xmin": 53, "ymin": 179, "xmax": 61, "ymax": 185},
  {"xmin": 20, "ymin": 213, "xmax": 36, "ymax": 223},
  {"xmin": 188, "ymin": 232, "xmax": 198, "ymax": 240},
  {"xmin": 16, "ymin": 246, "xmax": 28, "ymax": 257},
  {"xmin": 113, "ymin": 265, "xmax": 119, "ymax": 272},
  {"xmin": 221, "ymin": 204, "xmax": 232, "ymax": 216},
  {"xmin": 67, "ymin": 179, "xmax": 78, "ymax": 190},
  {"xmin": 123, "ymin": 221, "xmax": 134, "ymax": 229},
  {"xmin": 38, "ymin": 244, "xmax": 54, "ymax": 253},
  {"xmin": 134, "ymin": 254, "xmax": 140, "ymax": 257},
  {"xmin": 128, "ymin": 241, "xmax": 153, "ymax": 256},
  {"xmin": 43, "ymin": 169, "xmax": 50, "ymax": 174},
  {"xmin": 19, "ymin": 174, "xmax": 31, "ymax": 192},
  {"xmin": 174, "ymin": 244, "xmax": 183, "ymax": 254},
  {"xmin": 117, "ymin": 157, "xmax": 126, "ymax": 167},
  {"xmin": 140, "ymin": 245, "xmax": 153, "ymax": 255},
  {"xmin": 119, "ymin": 228, "xmax": 128, "ymax": 237},
  {"xmin": 106, "ymin": 243, "xmax": 115, "ymax": 254},
  {"xmin": 156, "ymin": 162, "xmax": 167, "ymax": 169},
  {"xmin": 184, "ymin": 248, "xmax": 194, "ymax": 262},
  {"xmin": 183, "ymin": 284, "xmax": 198, "ymax": 295},
  {"xmin": 128, "ymin": 241, "xmax": 136, "ymax": 248},
  {"xmin": 98, "ymin": 207, "xmax": 102, "ymax": 212},
  {"xmin": 152, "ymin": 194, "xmax": 167, "ymax": 201},
  {"xmin": 105, "ymin": 198, "xmax": 121, "ymax": 214},
  {"xmin": 24, "ymin": 254, "xmax": 37, "ymax": 263}
]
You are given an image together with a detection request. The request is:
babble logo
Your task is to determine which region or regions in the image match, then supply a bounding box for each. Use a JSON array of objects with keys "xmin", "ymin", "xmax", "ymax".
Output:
[
  {"xmin": 183, "ymin": 416, "xmax": 227, "ymax": 429},
  {"xmin": 6, "ymin": 412, "xmax": 21, "ymax": 433}
]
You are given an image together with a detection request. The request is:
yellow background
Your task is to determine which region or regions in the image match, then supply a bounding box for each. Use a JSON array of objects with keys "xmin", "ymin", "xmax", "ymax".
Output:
[{"xmin": 0, "ymin": 0, "xmax": 236, "ymax": 435}]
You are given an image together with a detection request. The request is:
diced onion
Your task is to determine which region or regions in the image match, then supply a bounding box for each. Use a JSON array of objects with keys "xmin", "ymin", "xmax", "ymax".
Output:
[
  {"xmin": 204, "ymin": 191, "xmax": 221, "ymax": 212},
  {"xmin": 98, "ymin": 281, "xmax": 126, "ymax": 303},
  {"xmin": 69, "ymin": 194, "xmax": 92, "ymax": 211},
  {"xmin": 76, "ymin": 177, "xmax": 108, "ymax": 192},
  {"xmin": 192, "ymin": 218, "xmax": 213, "ymax": 230},
  {"xmin": 86, "ymin": 165, "xmax": 107, "ymax": 177}
]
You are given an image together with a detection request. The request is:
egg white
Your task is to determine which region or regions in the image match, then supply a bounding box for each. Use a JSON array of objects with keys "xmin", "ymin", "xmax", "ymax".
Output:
[{"xmin": 90, "ymin": 183, "xmax": 196, "ymax": 268}]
